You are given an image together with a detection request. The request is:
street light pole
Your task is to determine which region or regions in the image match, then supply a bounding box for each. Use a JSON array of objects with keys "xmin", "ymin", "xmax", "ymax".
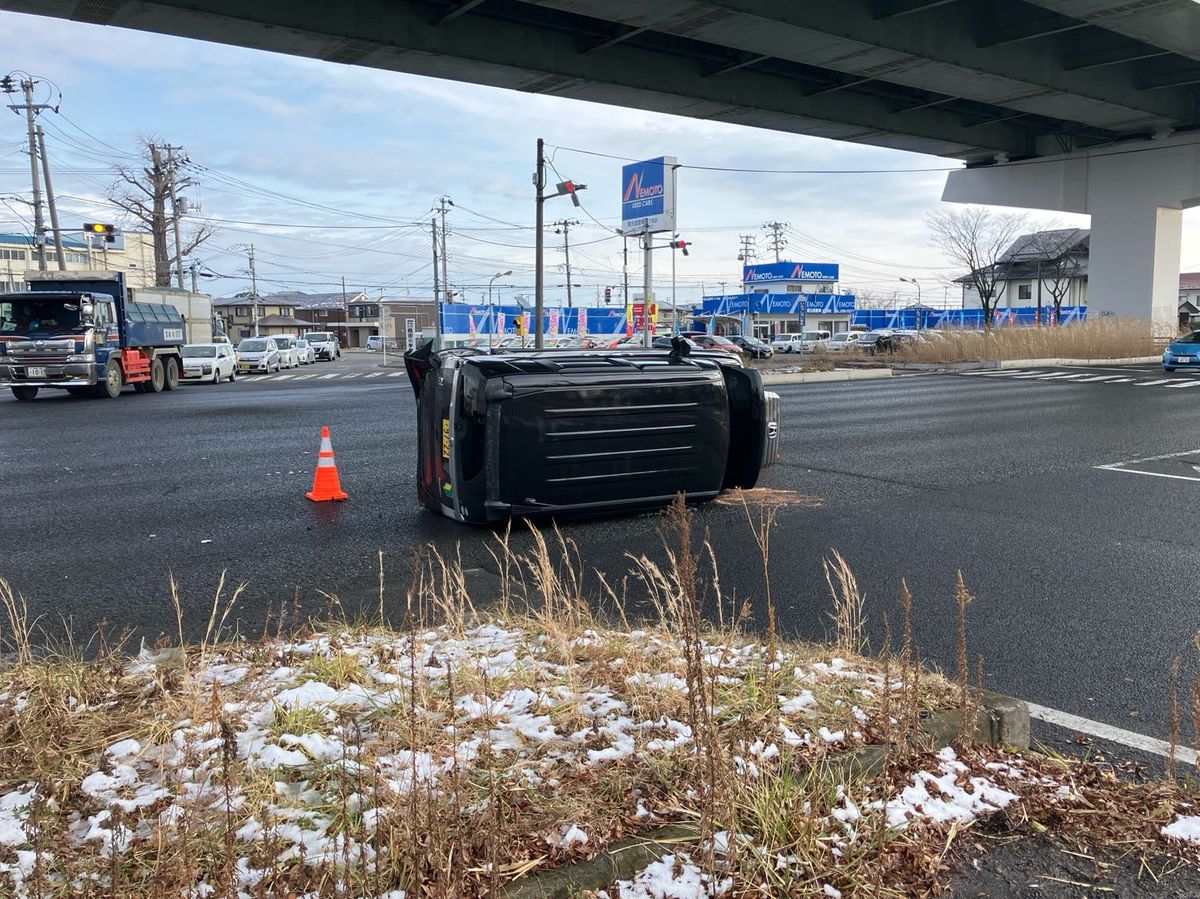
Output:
[
  {"xmin": 488, "ymin": 269, "xmax": 511, "ymax": 349},
  {"xmin": 534, "ymin": 138, "xmax": 545, "ymax": 350},
  {"xmin": 900, "ymin": 277, "xmax": 921, "ymax": 328}
]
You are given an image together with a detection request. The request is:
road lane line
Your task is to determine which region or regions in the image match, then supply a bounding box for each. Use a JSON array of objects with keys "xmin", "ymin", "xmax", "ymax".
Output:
[
  {"xmin": 319, "ymin": 373, "xmax": 340, "ymax": 380},
  {"xmin": 1010, "ymin": 373, "xmax": 1051, "ymax": 379},
  {"xmin": 387, "ymin": 371, "xmax": 405, "ymax": 377},
  {"xmin": 1072, "ymin": 374, "xmax": 1121, "ymax": 382},
  {"xmin": 1035, "ymin": 373, "xmax": 1084, "ymax": 379},
  {"xmin": 1166, "ymin": 380, "xmax": 1200, "ymax": 388},
  {"xmin": 1094, "ymin": 466, "xmax": 1200, "ymax": 482},
  {"xmin": 1134, "ymin": 379, "xmax": 1172, "ymax": 386},
  {"xmin": 1027, "ymin": 702, "xmax": 1198, "ymax": 767},
  {"xmin": 1102, "ymin": 377, "xmax": 1134, "ymax": 383}
]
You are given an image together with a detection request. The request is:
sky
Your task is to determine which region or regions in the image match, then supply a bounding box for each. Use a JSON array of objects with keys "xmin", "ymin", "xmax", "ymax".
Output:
[{"xmin": 0, "ymin": 10, "xmax": 1197, "ymax": 310}]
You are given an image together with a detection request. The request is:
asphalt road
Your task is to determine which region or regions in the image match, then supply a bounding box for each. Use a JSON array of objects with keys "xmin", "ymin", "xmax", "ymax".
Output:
[{"xmin": 4, "ymin": 355, "xmax": 1200, "ymax": 759}]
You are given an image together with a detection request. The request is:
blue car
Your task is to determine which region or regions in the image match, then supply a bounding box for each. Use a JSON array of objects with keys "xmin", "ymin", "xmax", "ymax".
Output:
[{"xmin": 1163, "ymin": 331, "xmax": 1200, "ymax": 372}]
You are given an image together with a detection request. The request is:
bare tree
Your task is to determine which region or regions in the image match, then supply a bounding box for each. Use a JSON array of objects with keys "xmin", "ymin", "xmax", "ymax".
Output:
[
  {"xmin": 1029, "ymin": 232, "xmax": 1084, "ymax": 323},
  {"xmin": 109, "ymin": 137, "xmax": 213, "ymax": 287},
  {"xmin": 928, "ymin": 206, "xmax": 1029, "ymax": 327}
]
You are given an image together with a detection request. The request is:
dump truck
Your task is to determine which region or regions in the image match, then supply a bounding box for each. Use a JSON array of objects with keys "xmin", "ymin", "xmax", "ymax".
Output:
[
  {"xmin": 0, "ymin": 271, "xmax": 187, "ymax": 401},
  {"xmin": 404, "ymin": 341, "xmax": 781, "ymax": 523}
]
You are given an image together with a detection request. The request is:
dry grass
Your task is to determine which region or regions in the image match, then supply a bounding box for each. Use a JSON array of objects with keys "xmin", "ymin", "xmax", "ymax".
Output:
[
  {"xmin": 0, "ymin": 503, "xmax": 1198, "ymax": 897},
  {"xmin": 899, "ymin": 318, "xmax": 1157, "ymax": 363}
]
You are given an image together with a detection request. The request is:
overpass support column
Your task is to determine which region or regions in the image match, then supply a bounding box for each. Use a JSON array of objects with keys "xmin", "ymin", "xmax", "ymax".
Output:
[
  {"xmin": 943, "ymin": 134, "xmax": 1200, "ymax": 338},
  {"xmin": 1087, "ymin": 201, "xmax": 1181, "ymax": 337}
]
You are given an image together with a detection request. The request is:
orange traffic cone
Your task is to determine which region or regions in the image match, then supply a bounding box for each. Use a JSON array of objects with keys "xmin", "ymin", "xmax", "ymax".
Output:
[{"xmin": 306, "ymin": 426, "xmax": 348, "ymax": 502}]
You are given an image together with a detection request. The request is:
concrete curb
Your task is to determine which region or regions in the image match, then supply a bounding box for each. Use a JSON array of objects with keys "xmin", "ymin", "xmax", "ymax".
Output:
[
  {"xmin": 761, "ymin": 368, "xmax": 894, "ymax": 385},
  {"xmin": 501, "ymin": 692, "xmax": 1029, "ymax": 898},
  {"xmin": 893, "ymin": 356, "xmax": 1160, "ymax": 372}
]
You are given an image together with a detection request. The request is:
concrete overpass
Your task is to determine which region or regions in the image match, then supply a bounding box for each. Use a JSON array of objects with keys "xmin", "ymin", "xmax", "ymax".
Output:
[{"xmin": 5, "ymin": 0, "xmax": 1199, "ymax": 329}]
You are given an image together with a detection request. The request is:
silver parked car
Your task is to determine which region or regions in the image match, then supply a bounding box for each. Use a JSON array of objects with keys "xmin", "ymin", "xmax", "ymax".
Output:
[
  {"xmin": 270, "ymin": 335, "xmax": 301, "ymax": 369},
  {"xmin": 294, "ymin": 338, "xmax": 316, "ymax": 365},
  {"xmin": 235, "ymin": 337, "xmax": 281, "ymax": 373}
]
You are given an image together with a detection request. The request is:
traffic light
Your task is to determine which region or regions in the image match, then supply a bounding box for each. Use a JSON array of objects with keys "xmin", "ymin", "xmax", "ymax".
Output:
[
  {"xmin": 670, "ymin": 239, "xmax": 691, "ymax": 256},
  {"xmin": 604, "ymin": 286, "xmax": 612, "ymax": 304},
  {"xmin": 553, "ymin": 180, "xmax": 586, "ymax": 207},
  {"xmin": 83, "ymin": 223, "xmax": 117, "ymax": 244}
]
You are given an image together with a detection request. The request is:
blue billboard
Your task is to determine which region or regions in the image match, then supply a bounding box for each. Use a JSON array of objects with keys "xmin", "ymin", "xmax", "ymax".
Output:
[
  {"xmin": 438, "ymin": 304, "xmax": 629, "ymax": 339},
  {"xmin": 620, "ymin": 156, "xmax": 677, "ymax": 235},
  {"xmin": 742, "ymin": 262, "xmax": 839, "ymax": 284},
  {"xmin": 700, "ymin": 293, "xmax": 856, "ymax": 316}
]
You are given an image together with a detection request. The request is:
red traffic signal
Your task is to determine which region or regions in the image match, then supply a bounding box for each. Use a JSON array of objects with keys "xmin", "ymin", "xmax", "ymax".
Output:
[
  {"xmin": 671, "ymin": 239, "xmax": 691, "ymax": 256},
  {"xmin": 553, "ymin": 179, "xmax": 587, "ymax": 207}
]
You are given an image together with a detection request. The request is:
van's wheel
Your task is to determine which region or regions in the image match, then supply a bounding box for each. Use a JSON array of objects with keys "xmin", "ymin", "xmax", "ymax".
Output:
[
  {"xmin": 148, "ymin": 358, "xmax": 165, "ymax": 393},
  {"xmin": 10, "ymin": 386, "xmax": 37, "ymax": 401},
  {"xmin": 162, "ymin": 357, "xmax": 179, "ymax": 391},
  {"xmin": 96, "ymin": 359, "xmax": 123, "ymax": 398}
]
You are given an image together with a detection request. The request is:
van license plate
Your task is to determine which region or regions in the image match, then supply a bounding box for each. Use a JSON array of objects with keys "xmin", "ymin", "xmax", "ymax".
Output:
[{"xmin": 26, "ymin": 367, "xmax": 46, "ymax": 378}]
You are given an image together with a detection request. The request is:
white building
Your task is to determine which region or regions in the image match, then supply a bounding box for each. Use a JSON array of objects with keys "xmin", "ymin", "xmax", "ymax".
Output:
[{"xmin": 958, "ymin": 229, "xmax": 1089, "ymax": 313}]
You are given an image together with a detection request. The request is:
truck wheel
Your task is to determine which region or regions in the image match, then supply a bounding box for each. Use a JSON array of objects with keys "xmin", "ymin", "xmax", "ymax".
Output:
[
  {"xmin": 148, "ymin": 358, "xmax": 165, "ymax": 393},
  {"xmin": 162, "ymin": 357, "xmax": 179, "ymax": 391},
  {"xmin": 97, "ymin": 360, "xmax": 122, "ymax": 398},
  {"xmin": 10, "ymin": 386, "xmax": 37, "ymax": 401}
]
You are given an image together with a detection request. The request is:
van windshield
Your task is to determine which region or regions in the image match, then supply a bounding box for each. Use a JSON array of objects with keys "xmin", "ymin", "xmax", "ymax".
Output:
[
  {"xmin": 0, "ymin": 297, "xmax": 86, "ymax": 336},
  {"xmin": 308, "ymin": 332, "xmax": 331, "ymax": 343}
]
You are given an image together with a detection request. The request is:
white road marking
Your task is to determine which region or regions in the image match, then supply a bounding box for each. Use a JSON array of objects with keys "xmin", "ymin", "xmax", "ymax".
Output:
[
  {"xmin": 387, "ymin": 371, "xmax": 405, "ymax": 377},
  {"xmin": 1072, "ymin": 374, "xmax": 1123, "ymax": 382},
  {"xmin": 1102, "ymin": 377, "xmax": 1135, "ymax": 383},
  {"xmin": 1134, "ymin": 379, "xmax": 1172, "ymax": 386},
  {"xmin": 1034, "ymin": 373, "xmax": 1084, "ymax": 379},
  {"xmin": 273, "ymin": 374, "xmax": 294, "ymax": 381},
  {"xmin": 1027, "ymin": 702, "xmax": 1199, "ymax": 767},
  {"xmin": 1099, "ymin": 447, "xmax": 1200, "ymax": 466},
  {"xmin": 339, "ymin": 373, "xmax": 361, "ymax": 379},
  {"xmin": 319, "ymin": 373, "xmax": 340, "ymax": 380},
  {"xmin": 363, "ymin": 372, "xmax": 384, "ymax": 378},
  {"xmin": 292, "ymin": 374, "xmax": 319, "ymax": 380},
  {"xmin": 1166, "ymin": 380, "xmax": 1200, "ymax": 389},
  {"xmin": 1010, "ymin": 373, "xmax": 1051, "ymax": 379},
  {"xmin": 1095, "ymin": 467, "xmax": 1200, "ymax": 483}
]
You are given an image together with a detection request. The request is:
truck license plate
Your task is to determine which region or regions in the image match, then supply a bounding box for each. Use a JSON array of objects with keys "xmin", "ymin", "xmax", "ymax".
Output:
[{"xmin": 26, "ymin": 366, "xmax": 46, "ymax": 378}]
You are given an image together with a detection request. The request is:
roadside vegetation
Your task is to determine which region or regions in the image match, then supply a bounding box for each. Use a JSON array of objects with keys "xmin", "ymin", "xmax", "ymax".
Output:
[
  {"xmin": 899, "ymin": 318, "xmax": 1157, "ymax": 363},
  {"xmin": 1, "ymin": 496, "xmax": 1199, "ymax": 897}
]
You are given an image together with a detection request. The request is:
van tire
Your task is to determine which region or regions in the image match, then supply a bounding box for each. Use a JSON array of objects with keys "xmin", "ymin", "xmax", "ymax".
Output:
[{"xmin": 11, "ymin": 386, "xmax": 37, "ymax": 401}]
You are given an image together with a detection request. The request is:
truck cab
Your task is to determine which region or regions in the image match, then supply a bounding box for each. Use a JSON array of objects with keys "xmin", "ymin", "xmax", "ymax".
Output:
[{"xmin": 0, "ymin": 272, "xmax": 185, "ymax": 401}]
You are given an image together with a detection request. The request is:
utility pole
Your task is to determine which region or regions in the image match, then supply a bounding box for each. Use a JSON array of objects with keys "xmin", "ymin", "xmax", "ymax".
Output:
[
  {"xmin": 35, "ymin": 125, "xmax": 65, "ymax": 270},
  {"xmin": 534, "ymin": 138, "xmax": 545, "ymax": 350},
  {"xmin": 438, "ymin": 195, "xmax": 452, "ymax": 306},
  {"xmin": 432, "ymin": 219, "xmax": 442, "ymax": 348},
  {"xmin": 737, "ymin": 233, "xmax": 757, "ymax": 266},
  {"xmin": 341, "ymin": 275, "xmax": 349, "ymax": 347},
  {"xmin": 642, "ymin": 229, "xmax": 653, "ymax": 348},
  {"xmin": 4, "ymin": 75, "xmax": 52, "ymax": 271},
  {"xmin": 164, "ymin": 145, "xmax": 186, "ymax": 289},
  {"xmin": 189, "ymin": 259, "xmax": 199, "ymax": 293},
  {"xmin": 553, "ymin": 219, "xmax": 579, "ymax": 308},
  {"xmin": 762, "ymin": 221, "xmax": 788, "ymax": 263},
  {"xmin": 622, "ymin": 235, "xmax": 629, "ymax": 307},
  {"xmin": 247, "ymin": 244, "xmax": 259, "ymax": 336}
]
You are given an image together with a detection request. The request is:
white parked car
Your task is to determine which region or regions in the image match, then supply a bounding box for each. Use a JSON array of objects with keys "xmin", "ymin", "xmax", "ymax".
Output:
[
  {"xmin": 826, "ymin": 332, "xmax": 858, "ymax": 352},
  {"xmin": 770, "ymin": 333, "xmax": 803, "ymax": 352},
  {"xmin": 270, "ymin": 335, "xmax": 300, "ymax": 369},
  {"xmin": 235, "ymin": 337, "xmax": 281, "ymax": 373},
  {"xmin": 307, "ymin": 331, "xmax": 342, "ymax": 361},
  {"xmin": 181, "ymin": 343, "xmax": 236, "ymax": 383},
  {"xmin": 294, "ymin": 338, "xmax": 316, "ymax": 364}
]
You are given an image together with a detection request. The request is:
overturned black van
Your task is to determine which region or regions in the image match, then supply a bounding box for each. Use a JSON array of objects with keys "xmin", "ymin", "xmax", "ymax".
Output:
[{"xmin": 404, "ymin": 342, "xmax": 780, "ymax": 523}]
